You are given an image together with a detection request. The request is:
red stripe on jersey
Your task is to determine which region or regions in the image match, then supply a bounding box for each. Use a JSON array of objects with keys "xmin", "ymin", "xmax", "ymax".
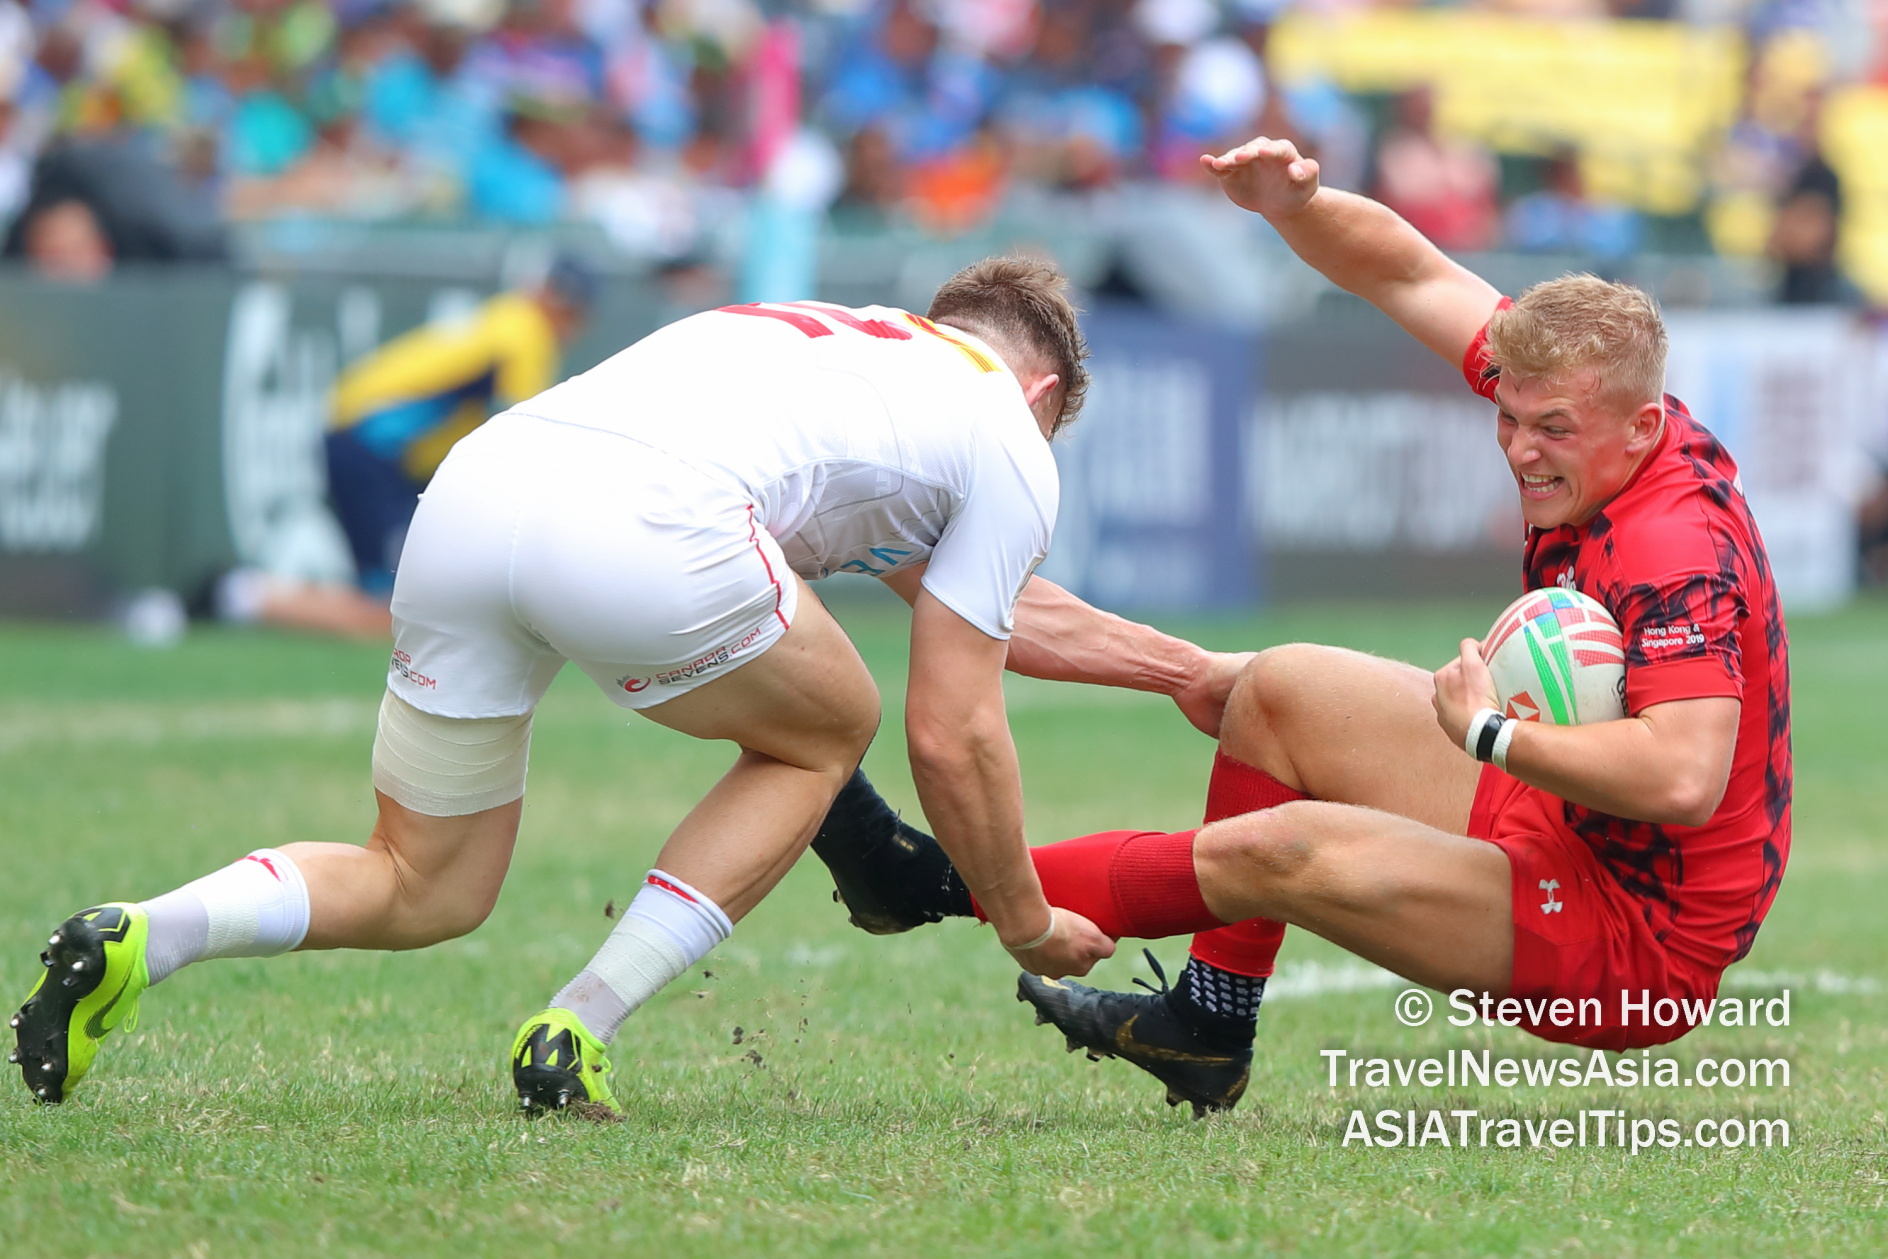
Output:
[
  {"xmin": 796, "ymin": 303, "xmax": 913, "ymax": 340},
  {"xmin": 717, "ymin": 303, "xmax": 833, "ymax": 338}
]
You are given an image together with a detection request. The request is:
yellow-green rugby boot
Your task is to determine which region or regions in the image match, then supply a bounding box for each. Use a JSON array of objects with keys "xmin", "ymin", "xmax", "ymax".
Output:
[
  {"xmin": 511, "ymin": 1008, "xmax": 619, "ymax": 1115},
  {"xmin": 10, "ymin": 904, "xmax": 150, "ymax": 1103}
]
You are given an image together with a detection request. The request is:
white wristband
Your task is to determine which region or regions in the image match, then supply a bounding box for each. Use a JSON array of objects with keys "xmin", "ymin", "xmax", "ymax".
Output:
[
  {"xmin": 1463, "ymin": 707, "xmax": 1503, "ymax": 761},
  {"xmin": 1490, "ymin": 717, "xmax": 1519, "ymax": 772},
  {"xmin": 1007, "ymin": 909, "xmax": 1057, "ymax": 953}
]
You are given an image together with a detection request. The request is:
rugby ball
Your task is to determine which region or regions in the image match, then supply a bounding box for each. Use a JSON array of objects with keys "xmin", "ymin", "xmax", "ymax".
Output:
[{"xmin": 1482, "ymin": 588, "xmax": 1626, "ymax": 725}]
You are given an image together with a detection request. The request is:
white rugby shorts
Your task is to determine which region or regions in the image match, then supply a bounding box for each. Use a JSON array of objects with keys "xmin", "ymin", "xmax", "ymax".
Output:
[{"xmin": 387, "ymin": 414, "xmax": 799, "ymax": 717}]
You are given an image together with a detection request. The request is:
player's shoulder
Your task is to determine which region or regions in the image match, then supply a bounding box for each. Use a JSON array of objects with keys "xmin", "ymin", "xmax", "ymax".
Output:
[
  {"xmin": 1648, "ymin": 400, "xmax": 1751, "ymax": 531},
  {"xmin": 1661, "ymin": 397, "xmax": 1741, "ymax": 478},
  {"xmin": 1590, "ymin": 403, "xmax": 1758, "ymax": 588}
]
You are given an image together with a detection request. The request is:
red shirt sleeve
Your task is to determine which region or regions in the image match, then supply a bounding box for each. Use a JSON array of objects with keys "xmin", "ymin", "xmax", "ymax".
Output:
[
  {"xmin": 1614, "ymin": 571, "xmax": 1747, "ymax": 711},
  {"xmin": 1461, "ymin": 296, "xmax": 1516, "ymax": 402}
]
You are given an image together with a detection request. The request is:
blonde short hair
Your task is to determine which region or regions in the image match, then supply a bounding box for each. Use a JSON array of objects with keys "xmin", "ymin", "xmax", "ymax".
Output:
[{"xmin": 1485, "ymin": 275, "xmax": 1667, "ymax": 411}]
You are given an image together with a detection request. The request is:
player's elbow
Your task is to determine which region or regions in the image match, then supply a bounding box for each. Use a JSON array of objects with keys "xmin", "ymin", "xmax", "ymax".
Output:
[
  {"xmin": 1649, "ymin": 766, "xmax": 1729, "ymax": 829},
  {"xmin": 906, "ymin": 708, "xmax": 1005, "ymax": 782},
  {"xmin": 905, "ymin": 721, "xmax": 987, "ymax": 778}
]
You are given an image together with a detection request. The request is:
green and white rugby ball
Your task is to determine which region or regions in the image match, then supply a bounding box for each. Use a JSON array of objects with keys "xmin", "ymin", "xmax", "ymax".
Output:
[{"xmin": 1483, "ymin": 587, "xmax": 1627, "ymax": 725}]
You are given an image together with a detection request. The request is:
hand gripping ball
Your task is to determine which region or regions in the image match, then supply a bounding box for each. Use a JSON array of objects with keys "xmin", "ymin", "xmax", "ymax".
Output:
[{"xmin": 1482, "ymin": 587, "xmax": 1626, "ymax": 726}]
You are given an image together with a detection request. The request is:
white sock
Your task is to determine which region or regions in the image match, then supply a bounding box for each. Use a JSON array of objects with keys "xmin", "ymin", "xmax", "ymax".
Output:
[
  {"xmin": 140, "ymin": 849, "xmax": 312, "ymax": 985},
  {"xmin": 551, "ymin": 870, "xmax": 732, "ymax": 1044}
]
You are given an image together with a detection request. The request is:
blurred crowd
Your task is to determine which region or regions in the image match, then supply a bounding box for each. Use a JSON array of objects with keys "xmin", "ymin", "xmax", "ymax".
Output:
[{"xmin": 0, "ymin": 0, "xmax": 1883, "ymax": 301}]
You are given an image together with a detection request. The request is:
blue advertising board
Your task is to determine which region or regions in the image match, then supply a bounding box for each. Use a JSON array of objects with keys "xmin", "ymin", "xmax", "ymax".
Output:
[{"xmin": 1036, "ymin": 303, "xmax": 1259, "ymax": 611}]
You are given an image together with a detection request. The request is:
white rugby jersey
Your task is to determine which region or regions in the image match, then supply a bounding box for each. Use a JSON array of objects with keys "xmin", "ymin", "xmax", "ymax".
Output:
[{"xmin": 513, "ymin": 301, "xmax": 1059, "ymax": 639}]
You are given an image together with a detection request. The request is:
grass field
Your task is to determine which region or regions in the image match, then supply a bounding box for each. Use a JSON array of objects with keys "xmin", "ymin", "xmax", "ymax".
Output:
[{"xmin": 2, "ymin": 593, "xmax": 1884, "ymax": 1256}]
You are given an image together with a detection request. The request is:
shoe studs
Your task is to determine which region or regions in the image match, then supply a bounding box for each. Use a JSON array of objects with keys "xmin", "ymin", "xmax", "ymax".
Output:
[
  {"xmin": 6, "ymin": 1051, "xmax": 17, "ymax": 1063},
  {"xmin": 1063, "ymin": 1036, "xmax": 1081, "ymax": 1054},
  {"xmin": 36, "ymin": 1087, "xmax": 50, "ymax": 1099},
  {"xmin": 40, "ymin": 1062, "xmax": 54, "ymax": 1073},
  {"xmin": 48, "ymin": 933, "xmax": 62, "ymax": 947},
  {"xmin": 69, "ymin": 961, "xmax": 84, "ymax": 972},
  {"xmin": 1162, "ymin": 1089, "xmax": 1211, "ymax": 1120},
  {"xmin": 1085, "ymin": 1050, "xmax": 1104, "ymax": 1063},
  {"xmin": 7, "ymin": 1015, "xmax": 18, "ymax": 1029}
]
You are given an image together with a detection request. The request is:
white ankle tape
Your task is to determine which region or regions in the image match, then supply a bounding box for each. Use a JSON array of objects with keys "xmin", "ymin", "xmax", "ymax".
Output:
[
  {"xmin": 569, "ymin": 871, "xmax": 732, "ymax": 1033},
  {"xmin": 372, "ymin": 691, "xmax": 533, "ymax": 817}
]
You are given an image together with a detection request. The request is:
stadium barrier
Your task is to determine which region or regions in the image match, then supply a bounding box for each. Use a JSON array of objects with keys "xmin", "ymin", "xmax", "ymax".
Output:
[{"xmin": 0, "ymin": 271, "xmax": 1876, "ymax": 619}]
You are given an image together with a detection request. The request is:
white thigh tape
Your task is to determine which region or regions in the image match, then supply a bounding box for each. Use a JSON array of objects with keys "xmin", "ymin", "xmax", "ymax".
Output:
[{"xmin": 372, "ymin": 691, "xmax": 533, "ymax": 817}]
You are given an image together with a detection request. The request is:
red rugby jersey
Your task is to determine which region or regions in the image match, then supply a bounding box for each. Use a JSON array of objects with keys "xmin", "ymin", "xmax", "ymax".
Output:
[{"xmin": 1464, "ymin": 314, "xmax": 1792, "ymax": 974}]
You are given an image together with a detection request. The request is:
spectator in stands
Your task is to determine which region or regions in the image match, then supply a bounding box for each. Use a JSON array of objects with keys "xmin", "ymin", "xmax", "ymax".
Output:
[
  {"xmin": 830, "ymin": 123, "xmax": 905, "ymax": 229},
  {"xmin": 16, "ymin": 196, "xmax": 110, "ymax": 280},
  {"xmin": 1372, "ymin": 87, "xmax": 1499, "ymax": 253},
  {"xmin": 568, "ymin": 112, "xmax": 712, "ymax": 262},
  {"xmin": 3, "ymin": 134, "xmax": 226, "ymax": 264},
  {"xmin": 0, "ymin": 98, "xmax": 30, "ymax": 233},
  {"xmin": 1860, "ymin": 471, "xmax": 1888, "ymax": 587},
  {"xmin": 996, "ymin": 0, "xmax": 1143, "ymax": 194},
  {"xmin": 225, "ymin": 51, "xmax": 430, "ymax": 220},
  {"xmin": 1768, "ymin": 143, "xmax": 1850, "ymax": 304},
  {"xmin": 0, "ymin": 0, "xmax": 1876, "ymax": 307},
  {"xmin": 1504, "ymin": 149, "xmax": 1643, "ymax": 260}
]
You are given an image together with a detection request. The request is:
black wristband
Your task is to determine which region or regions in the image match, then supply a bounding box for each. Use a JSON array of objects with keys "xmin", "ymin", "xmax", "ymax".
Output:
[{"xmin": 1473, "ymin": 712, "xmax": 1506, "ymax": 763}]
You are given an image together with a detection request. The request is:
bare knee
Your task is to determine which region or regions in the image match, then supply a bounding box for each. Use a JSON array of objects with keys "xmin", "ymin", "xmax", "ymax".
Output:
[
  {"xmin": 365, "ymin": 857, "xmax": 498, "ymax": 948},
  {"xmin": 829, "ymin": 697, "xmax": 882, "ymax": 771},
  {"xmin": 412, "ymin": 880, "xmax": 498, "ymax": 945},
  {"xmin": 1195, "ymin": 801, "xmax": 1337, "ymax": 921},
  {"xmin": 365, "ymin": 825, "xmax": 507, "ymax": 948},
  {"xmin": 764, "ymin": 690, "xmax": 880, "ymax": 781},
  {"xmin": 1220, "ymin": 643, "xmax": 1329, "ymax": 771}
]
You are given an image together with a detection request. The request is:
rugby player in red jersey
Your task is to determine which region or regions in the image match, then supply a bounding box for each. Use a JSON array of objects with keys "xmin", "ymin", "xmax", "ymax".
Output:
[{"xmin": 810, "ymin": 137, "xmax": 1792, "ymax": 1115}]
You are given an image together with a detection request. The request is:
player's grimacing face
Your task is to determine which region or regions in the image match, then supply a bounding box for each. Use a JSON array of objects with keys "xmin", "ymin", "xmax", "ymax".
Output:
[{"xmin": 1494, "ymin": 371, "xmax": 1658, "ymax": 531}]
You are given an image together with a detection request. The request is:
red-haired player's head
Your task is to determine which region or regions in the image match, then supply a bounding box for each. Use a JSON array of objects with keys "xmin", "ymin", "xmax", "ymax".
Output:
[{"xmin": 1485, "ymin": 276, "xmax": 1669, "ymax": 532}]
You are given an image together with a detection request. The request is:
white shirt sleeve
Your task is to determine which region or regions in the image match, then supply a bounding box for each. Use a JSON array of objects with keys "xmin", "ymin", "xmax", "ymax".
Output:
[{"xmin": 919, "ymin": 422, "xmax": 1059, "ymax": 639}]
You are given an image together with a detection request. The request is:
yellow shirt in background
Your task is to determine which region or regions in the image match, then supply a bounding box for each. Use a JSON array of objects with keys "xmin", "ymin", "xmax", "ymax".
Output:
[{"xmin": 329, "ymin": 293, "xmax": 560, "ymax": 482}]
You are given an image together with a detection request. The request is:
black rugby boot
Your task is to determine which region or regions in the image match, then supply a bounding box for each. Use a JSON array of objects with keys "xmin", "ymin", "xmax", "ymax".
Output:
[
  {"xmin": 810, "ymin": 769, "xmax": 971, "ymax": 934},
  {"xmin": 1018, "ymin": 952, "xmax": 1254, "ymax": 1118}
]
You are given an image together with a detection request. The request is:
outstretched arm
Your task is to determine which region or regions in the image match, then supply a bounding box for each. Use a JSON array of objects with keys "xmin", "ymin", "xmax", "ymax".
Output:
[
  {"xmin": 1005, "ymin": 576, "xmax": 1252, "ymax": 738},
  {"xmin": 882, "ymin": 568, "xmax": 1253, "ymax": 739},
  {"xmin": 1202, "ymin": 136, "xmax": 1502, "ymax": 368}
]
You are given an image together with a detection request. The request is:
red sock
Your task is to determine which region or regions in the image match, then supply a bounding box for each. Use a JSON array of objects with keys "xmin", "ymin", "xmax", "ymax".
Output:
[
  {"xmin": 1204, "ymin": 749, "xmax": 1306, "ymax": 820},
  {"xmin": 1189, "ymin": 751, "xmax": 1304, "ymax": 979},
  {"xmin": 971, "ymin": 829, "xmax": 1227, "ymax": 939}
]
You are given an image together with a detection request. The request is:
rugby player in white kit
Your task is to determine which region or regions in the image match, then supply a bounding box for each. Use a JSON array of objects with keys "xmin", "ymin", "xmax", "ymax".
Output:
[{"xmin": 12, "ymin": 258, "xmax": 1248, "ymax": 1114}]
